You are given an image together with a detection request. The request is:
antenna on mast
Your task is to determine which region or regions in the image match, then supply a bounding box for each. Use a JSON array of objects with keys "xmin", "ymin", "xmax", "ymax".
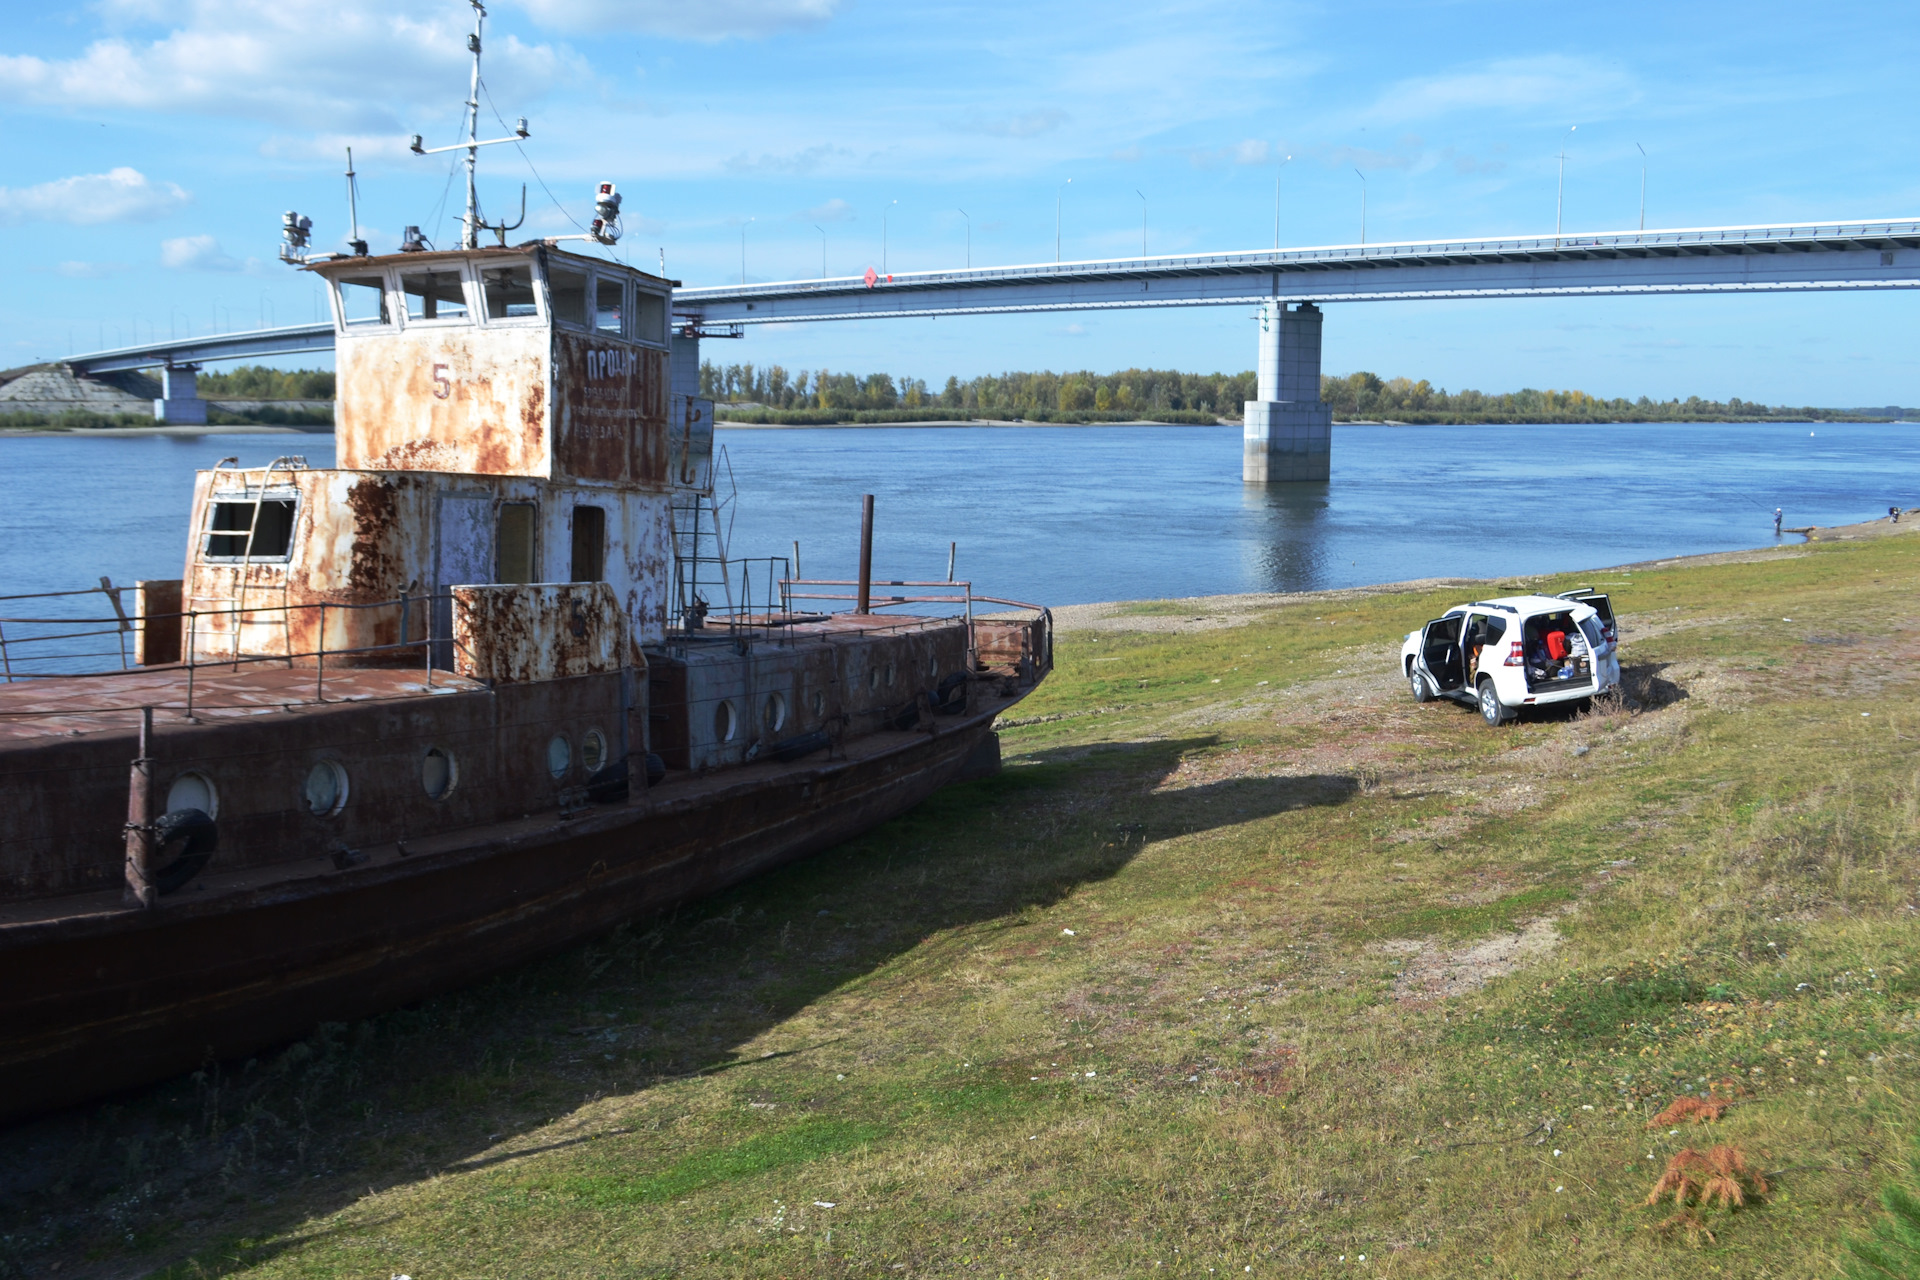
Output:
[
  {"xmin": 408, "ymin": 0, "xmax": 530, "ymax": 250},
  {"xmin": 345, "ymin": 147, "xmax": 368, "ymax": 256}
]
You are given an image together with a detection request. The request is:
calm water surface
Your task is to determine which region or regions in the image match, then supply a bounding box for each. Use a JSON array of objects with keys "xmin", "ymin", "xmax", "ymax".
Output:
[{"xmin": 1, "ymin": 423, "xmax": 1913, "ymax": 607}]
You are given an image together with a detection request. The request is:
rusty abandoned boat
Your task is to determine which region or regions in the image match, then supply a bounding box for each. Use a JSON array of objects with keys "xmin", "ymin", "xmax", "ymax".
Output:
[{"xmin": 0, "ymin": 30, "xmax": 1049, "ymax": 1124}]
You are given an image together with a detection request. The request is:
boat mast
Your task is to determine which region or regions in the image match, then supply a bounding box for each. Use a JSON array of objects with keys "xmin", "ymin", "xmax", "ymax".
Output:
[
  {"xmin": 461, "ymin": 0, "xmax": 484, "ymax": 250},
  {"xmin": 407, "ymin": 0, "xmax": 529, "ymax": 249}
]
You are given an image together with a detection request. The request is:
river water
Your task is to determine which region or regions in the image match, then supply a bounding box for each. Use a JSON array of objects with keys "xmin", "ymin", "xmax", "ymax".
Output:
[{"xmin": 1, "ymin": 422, "xmax": 1913, "ymax": 609}]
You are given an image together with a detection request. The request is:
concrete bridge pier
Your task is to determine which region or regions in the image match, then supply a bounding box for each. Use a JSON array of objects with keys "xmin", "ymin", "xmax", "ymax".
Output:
[
  {"xmin": 153, "ymin": 363, "xmax": 207, "ymax": 425},
  {"xmin": 1242, "ymin": 301, "xmax": 1331, "ymax": 483}
]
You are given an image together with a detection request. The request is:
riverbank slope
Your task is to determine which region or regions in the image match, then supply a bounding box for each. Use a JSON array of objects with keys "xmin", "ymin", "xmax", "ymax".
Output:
[{"xmin": 6, "ymin": 526, "xmax": 1920, "ymax": 1278}]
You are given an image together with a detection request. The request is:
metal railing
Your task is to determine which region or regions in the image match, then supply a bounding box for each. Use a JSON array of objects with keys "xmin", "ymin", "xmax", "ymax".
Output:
[
  {"xmin": 0, "ymin": 587, "xmax": 470, "ymax": 716},
  {"xmin": 0, "ymin": 579, "xmax": 142, "ymax": 679}
]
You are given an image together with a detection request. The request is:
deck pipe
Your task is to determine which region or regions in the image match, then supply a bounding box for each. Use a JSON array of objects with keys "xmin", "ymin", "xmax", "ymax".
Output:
[
  {"xmin": 856, "ymin": 494, "xmax": 875, "ymax": 614},
  {"xmin": 123, "ymin": 706, "xmax": 155, "ymax": 909}
]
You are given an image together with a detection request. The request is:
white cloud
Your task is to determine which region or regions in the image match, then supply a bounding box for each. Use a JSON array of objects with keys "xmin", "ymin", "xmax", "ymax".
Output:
[
  {"xmin": 971, "ymin": 108, "xmax": 1070, "ymax": 139},
  {"xmin": 0, "ymin": 168, "xmax": 190, "ymax": 226},
  {"xmin": 724, "ymin": 144, "xmax": 854, "ymax": 175},
  {"xmin": 792, "ymin": 198, "xmax": 856, "ymax": 223},
  {"xmin": 161, "ymin": 234, "xmax": 244, "ymax": 272},
  {"xmin": 1186, "ymin": 139, "xmax": 1287, "ymax": 170},
  {"xmin": 55, "ymin": 261, "xmax": 134, "ymax": 278},
  {"xmin": 0, "ymin": 1, "xmax": 579, "ymax": 124},
  {"xmin": 1365, "ymin": 56, "xmax": 1639, "ymax": 123},
  {"xmin": 512, "ymin": 0, "xmax": 842, "ymax": 40}
]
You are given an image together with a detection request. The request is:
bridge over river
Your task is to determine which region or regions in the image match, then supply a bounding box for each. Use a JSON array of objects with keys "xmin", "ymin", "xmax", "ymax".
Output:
[{"xmin": 55, "ymin": 218, "xmax": 1920, "ymax": 482}]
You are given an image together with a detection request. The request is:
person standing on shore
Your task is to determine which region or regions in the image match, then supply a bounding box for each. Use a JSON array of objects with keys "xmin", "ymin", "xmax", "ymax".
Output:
[
  {"xmin": 1774, "ymin": 507, "xmax": 1784, "ymax": 536},
  {"xmin": 1891, "ymin": 505, "xmax": 1901, "ymax": 524}
]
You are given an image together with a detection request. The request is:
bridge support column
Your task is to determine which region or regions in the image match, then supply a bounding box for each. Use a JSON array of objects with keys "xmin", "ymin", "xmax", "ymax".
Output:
[
  {"xmin": 1242, "ymin": 302, "xmax": 1330, "ymax": 483},
  {"xmin": 153, "ymin": 363, "xmax": 207, "ymax": 425}
]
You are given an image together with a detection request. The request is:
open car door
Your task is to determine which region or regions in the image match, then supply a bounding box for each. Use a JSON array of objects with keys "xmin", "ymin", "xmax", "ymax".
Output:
[
  {"xmin": 1418, "ymin": 616, "xmax": 1465, "ymax": 694},
  {"xmin": 1557, "ymin": 587, "xmax": 1616, "ymax": 646}
]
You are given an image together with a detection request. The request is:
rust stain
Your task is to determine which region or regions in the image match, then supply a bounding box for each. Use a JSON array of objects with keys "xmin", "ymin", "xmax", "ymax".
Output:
[
  {"xmin": 453, "ymin": 582, "xmax": 628, "ymax": 683},
  {"xmin": 344, "ymin": 477, "xmax": 401, "ymax": 595}
]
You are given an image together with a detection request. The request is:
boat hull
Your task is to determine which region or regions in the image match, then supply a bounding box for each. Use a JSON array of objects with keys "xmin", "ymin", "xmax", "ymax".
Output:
[{"xmin": 0, "ymin": 716, "xmax": 1001, "ymax": 1123}]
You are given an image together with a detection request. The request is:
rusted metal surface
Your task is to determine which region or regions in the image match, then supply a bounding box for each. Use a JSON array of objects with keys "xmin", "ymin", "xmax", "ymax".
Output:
[
  {"xmin": 452, "ymin": 582, "xmax": 635, "ymax": 683},
  {"xmin": 668, "ymin": 395, "xmax": 715, "ymax": 492},
  {"xmin": 134, "ymin": 580, "xmax": 182, "ymax": 665},
  {"xmin": 973, "ymin": 613, "xmax": 1054, "ymax": 680},
  {"xmin": 335, "ymin": 325, "xmax": 551, "ymax": 476},
  {"xmin": 0, "ymin": 664, "xmax": 587, "ymax": 899},
  {"xmin": 551, "ymin": 329, "xmax": 669, "ymax": 485},
  {"xmin": 178, "ymin": 470, "xmax": 676, "ymax": 665},
  {"xmin": 0, "ymin": 690, "xmax": 1026, "ymax": 1123},
  {"xmin": 648, "ymin": 614, "xmax": 973, "ymax": 772}
]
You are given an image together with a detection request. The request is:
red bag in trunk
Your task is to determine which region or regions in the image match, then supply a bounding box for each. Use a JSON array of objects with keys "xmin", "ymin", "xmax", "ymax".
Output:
[{"xmin": 1545, "ymin": 630, "xmax": 1570, "ymax": 661}]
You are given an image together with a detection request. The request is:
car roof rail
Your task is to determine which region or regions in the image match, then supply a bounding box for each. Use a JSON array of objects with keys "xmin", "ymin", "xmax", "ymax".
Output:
[{"xmin": 1469, "ymin": 601, "xmax": 1520, "ymax": 614}]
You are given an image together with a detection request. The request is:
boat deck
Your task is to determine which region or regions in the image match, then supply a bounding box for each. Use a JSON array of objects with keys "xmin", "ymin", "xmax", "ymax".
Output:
[{"xmin": 0, "ymin": 665, "xmax": 485, "ymax": 745}]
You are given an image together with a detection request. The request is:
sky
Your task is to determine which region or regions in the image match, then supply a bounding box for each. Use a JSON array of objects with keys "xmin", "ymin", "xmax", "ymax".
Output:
[{"xmin": 2, "ymin": 0, "xmax": 1917, "ymax": 405}]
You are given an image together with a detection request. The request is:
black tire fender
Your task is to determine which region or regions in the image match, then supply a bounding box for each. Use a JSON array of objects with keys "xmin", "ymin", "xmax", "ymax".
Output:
[{"xmin": 151, "ymin": 807, "xmax": 217, "ymax": 895}]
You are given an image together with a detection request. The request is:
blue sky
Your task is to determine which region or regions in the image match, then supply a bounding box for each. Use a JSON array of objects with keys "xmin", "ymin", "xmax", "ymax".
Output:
[{"xmin": 3, "ymin": 0, "xmax": 1917, "ymax": 404}]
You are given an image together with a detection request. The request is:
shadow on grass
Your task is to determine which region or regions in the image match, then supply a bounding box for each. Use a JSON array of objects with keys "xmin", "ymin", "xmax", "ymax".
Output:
[
  {"xmin": 1413, "ymin": 660, "xmax": 1689, "ymax": 727},
  {"xmin": 0, "ymin": 734, "xmax": 1367, "ymax": 1278}
]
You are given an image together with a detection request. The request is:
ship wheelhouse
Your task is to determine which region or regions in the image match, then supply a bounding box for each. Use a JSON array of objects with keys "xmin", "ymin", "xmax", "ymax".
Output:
[{"xmin": 182, "ymin": 243, "xmax": 699, "ymax": 672}]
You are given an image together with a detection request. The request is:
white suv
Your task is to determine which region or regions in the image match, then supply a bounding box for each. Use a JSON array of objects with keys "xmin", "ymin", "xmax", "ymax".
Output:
[{"xmin": 1399, "ymin": 588, "xmax": 1620, "ymax": 726}]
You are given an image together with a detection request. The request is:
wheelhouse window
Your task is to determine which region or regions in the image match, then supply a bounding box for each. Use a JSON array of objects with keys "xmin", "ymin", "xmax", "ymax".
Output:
[
  {"xmin": 496, "ymin": 503, "xmax": 536, "ymax": 584},
  {"xmin": 400, "ymin": 268, "xmax": 470, "ymax": 322},
  {"xmin": 594, "ymin": 279, "xmax": 625, "ymax": 336},
  {"xmin": 481, "ymin": 264, "xmax": 537, "ymax": 320},
  {"xmin": 570, "ymin": 505, "xmax": 606, "ymax": 582},
  {"xmin": 204, "ymin": 496, "xmax": 298, "ymax": 561},
  {"xmin": 548, "ymin": 265, "xmax": 589, "ymax": 328},
  {"xmin": 633, "ymin": 291, "xmax": 667, "ymax": 345},
  {"xmin": 335, "ymin": 274, "xmax": 390, "ymax": 326}
]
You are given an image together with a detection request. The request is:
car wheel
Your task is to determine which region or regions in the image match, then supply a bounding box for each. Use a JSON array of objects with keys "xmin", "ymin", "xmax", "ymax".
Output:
[
  {"xmin": 1409, "ymin": 669, "xmax": 1434, "ymax": 703},
  {"xmin": 1477, "ymin": 679, "xmax": 1508, "ymax": 726}
]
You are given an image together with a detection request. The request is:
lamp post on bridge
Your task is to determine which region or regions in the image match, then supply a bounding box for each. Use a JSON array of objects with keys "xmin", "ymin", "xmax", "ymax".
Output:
[
  {"xmin": 1354, "ymin": 168, "xmax": 1367, "ymax": 245},
  {"xmin": 1636, "ymin": 142, "xmax": 1647, "ymax": 232},
  {"xmin": 1555, "ymin": 125, "xmax": 1576, "ymax": 245},
  {"xmin": 1055, "ymin": 178, "xmax": 1071, "ymax": 263},
  {"xmin": 1136, "ymin": 190, "xmax": 1147, "ymax": 257},
  {"xmin": 958, "ymin": 209, "xmax": 970, "ymax": 268},
  {"xmin": 814, "ymin": 224, "xmax": 826, "ymax": 279}
]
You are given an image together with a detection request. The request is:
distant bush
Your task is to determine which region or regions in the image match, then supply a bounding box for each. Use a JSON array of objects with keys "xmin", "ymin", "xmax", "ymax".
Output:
[
  {"xmin": 206, "ymin": 404, "xmax": 334, "ymax": 428},
  {"xmin": 0, "ymin": 409, "xmax": 154, "ymax": 430},
  {"xmin": 714, "ymin": 406, "xmax": 1223, "ymax": 426},
  {"xmin": 699, "ymin": 360, "xmax": 1909, "ymax": 425},
  {"xmin": 197, "ymin": 365, "xmax": 335, "ymax": 400}
]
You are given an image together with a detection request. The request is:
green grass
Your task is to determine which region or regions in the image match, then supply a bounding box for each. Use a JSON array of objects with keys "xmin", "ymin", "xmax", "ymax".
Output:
[{"xmin": 8, "ymin": 532, "xmax": 1920, "ymax": 1277}]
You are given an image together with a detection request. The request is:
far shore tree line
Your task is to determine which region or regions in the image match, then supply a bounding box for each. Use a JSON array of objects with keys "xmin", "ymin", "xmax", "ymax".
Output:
[
  {"xmin": 700, "ymin": 361, "xmax": 1912, "ymax": 426},
  {"xmin": 0, "ymin": 363, "xmax": 1909, "ymax": 430}
]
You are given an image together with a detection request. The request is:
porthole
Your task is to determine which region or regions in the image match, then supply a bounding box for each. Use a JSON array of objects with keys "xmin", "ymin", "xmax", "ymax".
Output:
[
  {"xmin": 810, "ymin": 689, "xmax": 825, "ymax": 718},
  {"xmin": 422, "ymin": 746, "xmax": 457, "ymax": 799},
  {"xmin": 928, "ymin": 654, "xmax": 939, "ymax": 681},
  {"xmin": 715, "ymin": 700, "xmax": 737, "ymax": 743},
  {"xmin": 763, "ymin": 691, "xmax": 787, "ymax": 734},
  {"xmin": 304, "ymin": 760, "xmax": 349, "ymax": 817},
  {"xmin": 885, "ymin": 661, "xmax": 896, "ymax": 688},
  {"xmin": 165, "ymin": 770, "xmax": 218, "ymax": 818},
  {"xmin": 581, "ymin": 728, "xmax": 608, "ymax": 774},
  {"xmin": 867, "ymin": 667, "xmax": 879, "ymax": 692},
  {"xmin": 546, "ymin": 734, "xmax": 572, "ymax": 779}
]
